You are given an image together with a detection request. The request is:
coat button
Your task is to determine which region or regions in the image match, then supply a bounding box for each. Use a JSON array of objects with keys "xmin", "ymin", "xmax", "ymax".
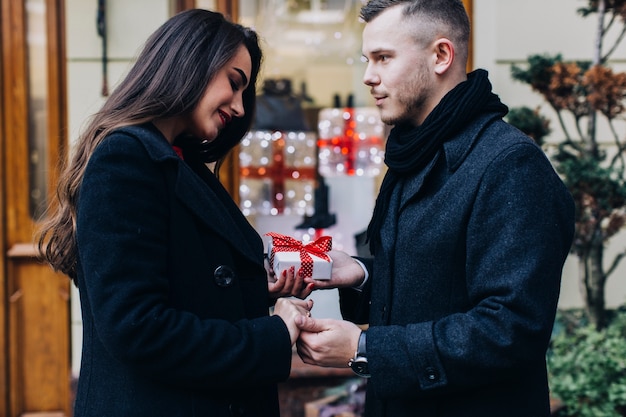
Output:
[
  {"xmin": 214, "ymin": 265, "xmax": 236, "ymax": 288},
  {"xmin": 425, "ymin": 366, "xmax": 439, "ymax": 381}
]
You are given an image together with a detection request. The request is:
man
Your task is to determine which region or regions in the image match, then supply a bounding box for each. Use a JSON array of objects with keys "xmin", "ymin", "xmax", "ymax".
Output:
[{"xmin": 295, "ymin": 1, "xmax": 575, "ymax": 416}]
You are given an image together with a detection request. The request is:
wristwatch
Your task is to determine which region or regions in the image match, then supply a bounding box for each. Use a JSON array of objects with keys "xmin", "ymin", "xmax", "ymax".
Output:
[{"xmin": 348, "ymin": 331, "xmax": 371, "ymax": 378}]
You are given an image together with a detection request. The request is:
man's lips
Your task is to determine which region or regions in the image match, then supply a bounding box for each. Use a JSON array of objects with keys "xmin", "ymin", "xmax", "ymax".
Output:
[
  {"xmin": 218, "ymin": 110, "xmax": 231, "ymax": 126},
  {"xmin": 373, "ymin": 95, "xmax": 386, "ymax": 106}
]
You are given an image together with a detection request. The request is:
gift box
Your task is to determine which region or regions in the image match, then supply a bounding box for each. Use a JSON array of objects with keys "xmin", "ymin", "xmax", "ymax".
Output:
[{"xmin": 266, "ymin": 232, "xmax": 332, "ymax": 280}]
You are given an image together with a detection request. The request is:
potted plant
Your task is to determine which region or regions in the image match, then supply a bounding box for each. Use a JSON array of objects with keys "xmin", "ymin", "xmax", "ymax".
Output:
[
  {"xmin": 508, "ymin": 2, "xmax": 626, "ymax": 415},
  {"xmin": 509, "ymin": 0, "xmax": 626, "ymax": 331}
]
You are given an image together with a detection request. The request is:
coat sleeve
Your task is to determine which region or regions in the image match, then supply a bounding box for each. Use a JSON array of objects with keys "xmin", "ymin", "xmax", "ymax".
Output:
[
  {"xmin": 365, "ymin": 141, "xmax": 575, "ymax": 398},
  {"xmin": 338, "ymin": 256, "xmax": 373, "ymax": 324},
  {"xmin": 76, "ymin": 132, "xmax": 292, "ymax": 390}
]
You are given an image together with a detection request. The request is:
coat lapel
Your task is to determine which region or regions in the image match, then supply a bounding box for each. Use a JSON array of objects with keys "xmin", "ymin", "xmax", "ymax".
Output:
[
  {"xmin": 119, "ymin": 124, "xmax": 262, "ymax": 265},
  {"xmin": 173, "ymin": 160, "xmax": 262, "ymax": 265},
  {"xmin": 398, "ymin": 152, "xmax": 440, "ymax": 212}
]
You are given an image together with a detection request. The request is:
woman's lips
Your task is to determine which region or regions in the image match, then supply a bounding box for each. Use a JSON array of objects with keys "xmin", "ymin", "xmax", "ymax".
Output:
[{"xmin": 218, "ymin": 110, "xmax": 231, "ymax": 127}]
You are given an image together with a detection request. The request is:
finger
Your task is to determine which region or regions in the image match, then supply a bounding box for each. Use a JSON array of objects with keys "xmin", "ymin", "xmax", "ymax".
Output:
[
  {"xmin": 271, "ymin": 274, "xmax": 301, "ymax": 299},
  {"xmin": 292, "ymin": 267, "xmax": 306, "ymax": 293},
  {"xmin": 267, "ymin": 280, "xmax": 283, "ymax": 293},
  {"xmin": 295, "ymin": 315, "xmax": 321, "ymax": 331},
  {"xmin": 296, "ymin": 336, "xmax": 320, "ymax": 366},
  {"xmin": 293, "ymin": 298, "xmax": 314, "ymax": 311},
  {"xmin": 281, "ymin": 268, "xmax": 295, "ymax": 294},
  {"xmin": 274, "ymin": 268, "xmax": 286, "ymax": 286},
  {"xmin": 268, "ymin": 272, "xmax": 286, "ymax": 294},
  {"xmin": 290, "ymin": 300, "xmax": 313, "ymax": 317},
  {"xmin": 306, "ymin": 278, "xmax": 335, "ymax": 290},
  {"xmin": 297, "ymin": 283, "xmax": 315, "ymax": 300},
  {"xmin": 296, "ymin": 342, "xmax": 312, "ymax": 364},
  {"xmin": 291, "ymin": 303, "xmax": 311, "ymax": 317},
  {"xmin": 264, "ymin": 257, "xmax": 275, "ymax": 277}
]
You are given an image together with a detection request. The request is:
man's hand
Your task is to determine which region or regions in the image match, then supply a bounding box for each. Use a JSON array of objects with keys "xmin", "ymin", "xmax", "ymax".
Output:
[
  {"xmin": 295, "ymin": 316, "xmax": 362, "ymax": 368},
  {"xmin": 303, "ymin": 250, "xmax": 366, "ymax": 290}
]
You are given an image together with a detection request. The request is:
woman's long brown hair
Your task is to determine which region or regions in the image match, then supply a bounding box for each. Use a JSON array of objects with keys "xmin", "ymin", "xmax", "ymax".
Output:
[{"xmin": 36, "ymin": 9, "xmax": 262, "ymax": 279}]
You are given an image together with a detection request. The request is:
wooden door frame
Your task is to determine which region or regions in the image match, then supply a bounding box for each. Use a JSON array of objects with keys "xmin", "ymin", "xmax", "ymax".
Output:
[
  {"xmin": 215, "ymin": 0, "xmax": 238, "ymax": 21},
  {"xmin": 173, "ymin": 0, "xmax": 195, "ymax": 13},
  {"xmin": 205, "ymin": 0, "xmax": 240, "ymax": 202},
  {"xmin": 1, "ymin": 0, "xmax": 69, "ymax": 414},
  {"xmin": 0, "ymin": 0, "xmax": 5, "ymax": 410},
  {"xmin": 463, "ymin": 0, "xmax": 473, "ymax": 71},
  {"xmin": 0, "ymin": 0, "xmax": 27, "ymax": 412},
  {"xmin": 2, "ymin": 0, "xmax": 67, "ymax": 246}
]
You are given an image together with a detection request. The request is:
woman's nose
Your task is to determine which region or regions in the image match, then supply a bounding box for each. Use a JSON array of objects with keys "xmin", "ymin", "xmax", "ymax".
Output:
[{"xmin": 231, "ymin": 93, "xmax": 244, "ymax": 117}]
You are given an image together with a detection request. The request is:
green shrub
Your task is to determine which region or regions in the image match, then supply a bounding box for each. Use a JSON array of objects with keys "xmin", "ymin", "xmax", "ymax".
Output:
[
  {"xmin": 506, "ymin": 106, "xmax": 551, "ymax": 146},
  {"xmin": 548, "ymin": 308, "xmax": 626, "ymax": 417}
]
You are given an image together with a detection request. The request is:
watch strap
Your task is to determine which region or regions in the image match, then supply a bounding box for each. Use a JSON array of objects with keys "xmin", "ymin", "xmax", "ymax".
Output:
[
  {"xmin": 357, "ymin": 330, "xmax": 367, "ymax": 357},
  {"xmin": 349, "ymin": 330, "xmax": 371, "ymax": 378}
]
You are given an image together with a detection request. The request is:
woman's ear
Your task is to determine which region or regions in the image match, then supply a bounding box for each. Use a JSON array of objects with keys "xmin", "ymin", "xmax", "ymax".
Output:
[{"xmin": 433, "ymin": 38, "xmax": 455, "ymax": 75}]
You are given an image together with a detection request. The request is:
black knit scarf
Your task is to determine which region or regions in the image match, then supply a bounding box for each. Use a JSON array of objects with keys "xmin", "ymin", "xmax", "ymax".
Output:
[{"xmin": 366, "ymin": 69, "xmax": 508, "ymax": 255}]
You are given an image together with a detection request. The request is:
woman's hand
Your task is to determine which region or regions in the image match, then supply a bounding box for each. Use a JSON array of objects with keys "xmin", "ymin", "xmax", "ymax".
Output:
[
  {"xmin": 267, "ymin": 261, "xmax": 314, "ymax": 300},
  {"xmin": 273, "ymin": 298, "xmax": 313, "ymax": 345}
]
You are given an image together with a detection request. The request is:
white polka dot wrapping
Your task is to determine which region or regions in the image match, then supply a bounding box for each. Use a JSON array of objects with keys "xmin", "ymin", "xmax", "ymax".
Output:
[{"xmin": 266, "ymin": 232, "xmax": 332, "ymax": 278}]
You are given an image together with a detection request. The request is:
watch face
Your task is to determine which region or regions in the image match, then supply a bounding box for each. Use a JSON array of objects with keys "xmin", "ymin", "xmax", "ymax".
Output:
[{"xmin": 350, "ymin": 357, "xmax": 371, "ymax": 378}]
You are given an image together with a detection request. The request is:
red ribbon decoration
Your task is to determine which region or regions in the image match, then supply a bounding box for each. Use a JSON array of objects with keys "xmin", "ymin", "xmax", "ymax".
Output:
[
  {"xmin": 266, "ymin": 232, "xmax": 332, "ymax": 278},
  {"xmin": 316, "ymin": 108, "xmax": 384, "ymax": 176}
]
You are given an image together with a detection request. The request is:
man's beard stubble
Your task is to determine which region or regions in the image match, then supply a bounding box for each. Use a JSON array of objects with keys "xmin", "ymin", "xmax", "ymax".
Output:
[{"xmin": 380, "ymin": 68, "xmax": 431, "ymax": 127}]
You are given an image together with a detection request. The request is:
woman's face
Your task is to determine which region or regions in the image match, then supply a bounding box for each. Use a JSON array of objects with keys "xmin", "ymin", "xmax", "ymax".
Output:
[{"xmin": 186, "ymin": 44, "xmax": 252, "ymax": 142}]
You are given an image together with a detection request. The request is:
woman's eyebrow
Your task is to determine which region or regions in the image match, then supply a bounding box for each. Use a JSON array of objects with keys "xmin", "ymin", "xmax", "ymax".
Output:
[{"xmin": 234, "ymin": 68, "xmax": 248, "ymax": 87}]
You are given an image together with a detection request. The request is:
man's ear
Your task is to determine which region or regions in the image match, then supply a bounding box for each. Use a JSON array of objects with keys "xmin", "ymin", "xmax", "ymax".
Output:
[{"xmin": 433, "ymin": 38, "xmax": 454, "ymax": 75}]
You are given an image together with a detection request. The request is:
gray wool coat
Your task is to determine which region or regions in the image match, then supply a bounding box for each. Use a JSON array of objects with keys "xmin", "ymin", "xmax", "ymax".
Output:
[
  {"xmin": 73, "ymin": 123, "xmax": 291, "ymax": 417},
  {"xmin": 341, "ymin": 112, "xmax": 575, "ymax": 417}
]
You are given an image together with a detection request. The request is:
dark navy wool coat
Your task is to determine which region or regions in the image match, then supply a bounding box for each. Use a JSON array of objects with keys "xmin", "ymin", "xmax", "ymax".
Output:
[
  {"xmin": 341, "ymin": 113, "xmax": 575, "ymax": 417},
  {"xmin": 74, "ymin": 123, "xmax": 292, "ymax": 417}
]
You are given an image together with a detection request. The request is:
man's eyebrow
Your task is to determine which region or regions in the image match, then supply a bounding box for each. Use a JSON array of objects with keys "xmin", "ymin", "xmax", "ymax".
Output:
[
  {"xmin": 362, "ymin": 48, "xmax": 388, "ymax": 58},
  {"xmin": 234, "ymin": 68, "xmax": 248, "ymax": 87}
]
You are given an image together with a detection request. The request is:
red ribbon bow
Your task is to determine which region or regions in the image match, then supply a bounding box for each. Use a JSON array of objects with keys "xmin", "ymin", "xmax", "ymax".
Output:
[{"xmin": 266, "ymin": 232, "xmax": 332, "ymax": 278}]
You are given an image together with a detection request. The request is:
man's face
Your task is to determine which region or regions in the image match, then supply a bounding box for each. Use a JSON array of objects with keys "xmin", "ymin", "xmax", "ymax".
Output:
[{"xmin": 361, "ymin": 5, "xmax": 436, "ymax": 126}]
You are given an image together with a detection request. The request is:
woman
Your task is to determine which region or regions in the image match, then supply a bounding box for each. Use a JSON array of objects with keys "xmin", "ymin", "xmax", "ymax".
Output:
[{"xmin": 37, "ymin": 9, "xmax": 312, "ymax": 417}]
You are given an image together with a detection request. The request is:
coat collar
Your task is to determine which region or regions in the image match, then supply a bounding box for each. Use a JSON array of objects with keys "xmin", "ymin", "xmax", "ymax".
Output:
[
  {"xmin": 442, "ymin": 111, "xmax": 504, "ymax": 172},
  {"xmin": 117, "ymin": 124, "xmax": 263, "ymax": 265},
  {"xmin": 399, "ymin": 112, "xmax": 503, "ymax": 211}
]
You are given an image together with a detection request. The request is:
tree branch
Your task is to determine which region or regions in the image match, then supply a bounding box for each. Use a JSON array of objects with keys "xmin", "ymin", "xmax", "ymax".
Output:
[
  {"xmin": 594, "ymin": 0, "xmax": 606, "ymax": 65},
  {"xmin": 605, "ymin": 250, "xmax": 626, "ymax": 278},
  {"xmin": 602, "ymin": 25, "xmax": 626, "ymax": 62},
  {"xmin": 554, "ymin": 107, "xmax": 574, "ymax": 141},
  {"xmin": 608, "ymin": 119, "xmax": 626, "ymax": 173}
]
